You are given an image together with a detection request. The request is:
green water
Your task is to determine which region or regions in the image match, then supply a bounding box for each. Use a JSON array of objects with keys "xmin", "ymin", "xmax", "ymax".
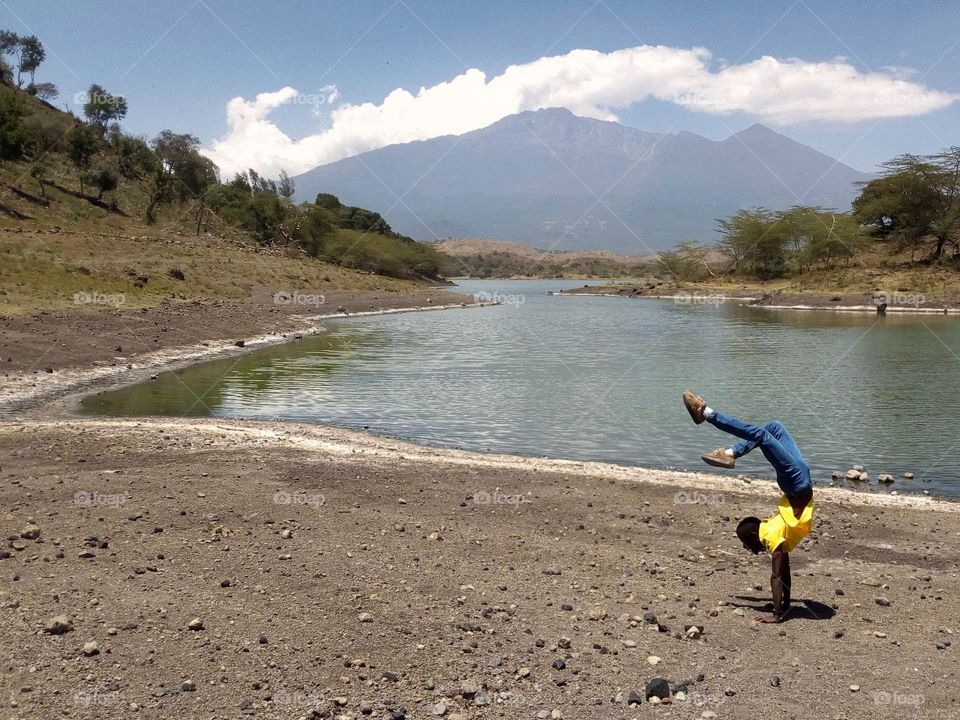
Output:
[{"xmin": 81, "ymin": 280, "xmax": 960, "ymax": 496}]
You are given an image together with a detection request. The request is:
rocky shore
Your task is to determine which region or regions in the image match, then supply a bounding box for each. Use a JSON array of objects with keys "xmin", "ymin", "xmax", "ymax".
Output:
[
  {"xmin": 1, "ymin": 296, "xmax": 958, "ymax": 720},
  {"xmin": 554, "ymin": 283, "xmax": 960, "ymax": 314},
  {"xmin": 2, "ymin": 417, "xmax": 958, "ymax": 720}
]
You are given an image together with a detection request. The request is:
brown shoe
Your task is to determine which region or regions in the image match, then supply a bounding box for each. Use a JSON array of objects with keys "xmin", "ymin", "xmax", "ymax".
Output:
[
  {"xmin": 682, "ymin": 389, "xmax": 706, "ymax": 424},
  {"xmin": 702, "ymin": 448, "xmax": 735, "ymax": 469}
]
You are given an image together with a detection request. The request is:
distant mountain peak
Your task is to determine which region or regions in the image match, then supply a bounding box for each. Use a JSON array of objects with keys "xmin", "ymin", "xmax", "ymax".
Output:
[
  {"xmin": 293, "ymin": 110, "xmax": 869, "ymax": 252},
  {"xmin": 733, "ymin": 122, "xmax": 783, "ymax": 140}
]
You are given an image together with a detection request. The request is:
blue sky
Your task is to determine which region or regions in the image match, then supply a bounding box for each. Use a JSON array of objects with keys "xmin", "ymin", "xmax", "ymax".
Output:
[{"xmin": 7, "ymin": 0, "xmax": 958, "ymax": 175}]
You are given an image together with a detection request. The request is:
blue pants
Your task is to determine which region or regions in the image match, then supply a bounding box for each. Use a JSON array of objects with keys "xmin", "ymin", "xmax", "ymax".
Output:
[{"xmin": 707, "ymin": 411, "xmax": 812, "ymax": 497}]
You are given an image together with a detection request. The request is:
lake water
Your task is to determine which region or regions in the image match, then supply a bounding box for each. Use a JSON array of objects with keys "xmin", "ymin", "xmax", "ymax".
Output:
[{"xmin": 80, "ymin": 279, "xmax": 960, "ymax": 496}]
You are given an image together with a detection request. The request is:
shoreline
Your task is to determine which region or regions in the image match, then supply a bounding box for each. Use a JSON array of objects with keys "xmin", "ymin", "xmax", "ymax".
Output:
[
  {"xmin": 0, "ymin": 292, "xmax": 948, "ymax": 510},
  {"xmin": 2, "ymin": 416, "xmax": 954, "ymax": 512},
  {"xmin": 551, "ymin": 288, "xmax": 958, "ymax": 314},
  {"xmin": 1, "ymin": 299, "xmax": 488, "ymax": 417}
]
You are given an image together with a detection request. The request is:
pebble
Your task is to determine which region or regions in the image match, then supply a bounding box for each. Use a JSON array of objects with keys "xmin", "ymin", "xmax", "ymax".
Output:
[
  {"xmin": 81, "ymin": 641, "xmax": 99, "ymax": 657},
  {"xmin": 849, "ymin": 685, "xmax": 860, "ymax": 692},
  {"xmin": 358, "ymin": 612, "xmax": 374, "ymax": 623},
  {"xmin": 875, "ymin": 597, "xmax": 891, "ymax": 607},
  {"xmin": 44, "ymin": 615, "xmax": 72, "ymax": 635},
  {"xmin": 588, "ymin": 607, "xmax": 607, "ymax": 621},
  {"xmin": 770, "ymin": 676, "xmax": 781, "ymax": 687},
  {"xmin": 187, "ymin": 618, "xmax": 204, "ymax": 631},
  {"xmin": 647, "ymin": 655, "xmax": 662, "ymax": 666},
  {"xmin": 460, "ymin": 678, "xmax": 481, "ymax": 697},
  {"xmin": 645, "ymin": 677, "xmax": 670, "ymax": 700},
  {"xmin": 181, "ymin": 680, "xmax": 196, "ymax": 692},
  {"xmin": 20, "ymin": 524, "xmax": 41, "ymax": 540},
  {"xmin": 430, "ymin": 701, "xmax": 448, "ymax": 716},
  {"xmin": 904, "ymin": 472, "xmax": 914, "ymax": 479}
]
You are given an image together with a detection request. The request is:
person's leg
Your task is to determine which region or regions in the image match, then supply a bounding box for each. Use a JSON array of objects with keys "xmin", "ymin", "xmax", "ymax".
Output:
[
  {"xmin": 706, "ymin": 411, "xmax": 801, "ymax": 479},
  {"xmin": 763, "ymin": 420, "xmax": 813, "ymax": 503},
  {"xmin": 764, "ymin": 421, "xmax": 805, "ymax": 466}
]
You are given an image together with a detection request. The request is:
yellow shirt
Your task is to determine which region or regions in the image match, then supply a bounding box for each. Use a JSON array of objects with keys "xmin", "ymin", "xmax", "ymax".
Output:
[{"xmin": 759, "ymin": 495, "xmax": 814, "ymax": 554}]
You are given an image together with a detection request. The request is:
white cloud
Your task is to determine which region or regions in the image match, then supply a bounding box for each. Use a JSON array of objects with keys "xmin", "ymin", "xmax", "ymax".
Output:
[{"xmin": 202, "ymin": 44, "xmax": 957, "ymax": 179}]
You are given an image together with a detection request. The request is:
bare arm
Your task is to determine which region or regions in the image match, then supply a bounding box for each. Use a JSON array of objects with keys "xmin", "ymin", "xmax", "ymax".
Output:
[{"xmin": 770, "ymin": 547, "xmax": 791, "ymax": 618}]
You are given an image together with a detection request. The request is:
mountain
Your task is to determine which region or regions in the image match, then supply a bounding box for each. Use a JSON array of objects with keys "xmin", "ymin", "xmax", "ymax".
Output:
[{"xmin": 293, "ymin": 108, "xmax": 871, "ymax": 252}]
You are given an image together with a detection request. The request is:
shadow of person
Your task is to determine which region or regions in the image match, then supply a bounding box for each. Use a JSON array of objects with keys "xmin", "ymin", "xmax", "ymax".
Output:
[{"xmin": 729, "ymin": 596, "xmax": 836, "ymax": 621}]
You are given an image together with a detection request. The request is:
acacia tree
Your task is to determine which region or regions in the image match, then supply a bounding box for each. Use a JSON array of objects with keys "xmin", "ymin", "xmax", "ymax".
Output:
[
  {"xmin": 28, "ymin": 81, "xmax": 58, "ymax": 101},
  {"xmin": 853, "ymin": 148, "xmax": 960, "ymax": 259},
  {"xmin": 716, "ymin": 208, "xmax": 787, "ymax": 277},
  {"xmin": 775, "ymin": 206, "xmax": 863, "ymax": 269}
]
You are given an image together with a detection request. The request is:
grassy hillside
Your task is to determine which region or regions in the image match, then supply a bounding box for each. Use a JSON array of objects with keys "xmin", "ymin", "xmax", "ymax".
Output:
[{"xmin": 0, "ymin": 82, "xmax": 445, "ymax": 315}]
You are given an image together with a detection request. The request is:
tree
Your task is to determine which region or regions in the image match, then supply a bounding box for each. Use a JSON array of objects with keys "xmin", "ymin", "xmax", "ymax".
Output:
[
  {"xmin": 314, "ymin": 192, "xmax": 341, "ymax": 210},
  {"xmin": 278, "ymin": 169, "xmax": 295, "ymax": 201},
  {"xmin": 83, "ymin": 83, "xmax": 128, "ymax": 134},
  {"xmin": 87, "ymin": 162, "xmax": 119, "ymax": 201},
  {"xmin": 106, "ymin": 125, "xmax": 156, "ymax": 178},
  {"xmin": 27, "ymin": 81, "xmax": 58, "ymax": 101},
  {"xmin": 0, "ymin": 91, "xmax": 27, "ymax": 164},
  {"xmin": 716, "ymin": 208, "xmax": 787, "ymax": 277},
  {"xmin": 0, "ymin": 30, "xmax": 18, "ymax": 84},
  {"xmin": 13, "ymin": 35, "xmax": 44, "ymax": 87},
  {"xmin": 152, "ymin": 130, "xmax": 218, "ymax": 197},
  {"xmin": 853, "ymin": 149, "xmax": 960, "ymax": 259},
  {"xmin": 24, "ymin": 115, "xmax": 65, "ymax": 200},
  {"xmin": 67, "ymin": 123, "xmax": 100, "ymax": 196},
  {"xmin": 0, "ymin": 30, "xmax": 17, "ymax": 54},
  {"xmin": 775, "ymin": 206, "xmax": 863, "ymax": 269},
  {"xmin": 146, "ymin": 130, "xmax": 218, "ymax": 223},
  {"xmin": 655, "ymin": 245, "xmax": 697, "ymax": 283}
]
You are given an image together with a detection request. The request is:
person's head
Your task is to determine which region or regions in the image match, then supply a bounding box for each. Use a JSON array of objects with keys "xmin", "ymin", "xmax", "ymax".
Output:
[{"xmin": 736, "ymin": 516, "xmax": 763, "ymax": 554}]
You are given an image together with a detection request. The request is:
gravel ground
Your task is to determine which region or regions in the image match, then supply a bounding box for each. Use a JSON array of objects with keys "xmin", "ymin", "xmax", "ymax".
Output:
[{"xmin": 1, "ymin": 417, "xmax": 958, "ymax": 720}]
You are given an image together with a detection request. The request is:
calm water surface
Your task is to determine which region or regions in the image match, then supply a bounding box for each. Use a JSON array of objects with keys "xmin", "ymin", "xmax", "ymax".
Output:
[{"xmin": 81, "ymin": 279, "xmax": 960, "ymax": 496}]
